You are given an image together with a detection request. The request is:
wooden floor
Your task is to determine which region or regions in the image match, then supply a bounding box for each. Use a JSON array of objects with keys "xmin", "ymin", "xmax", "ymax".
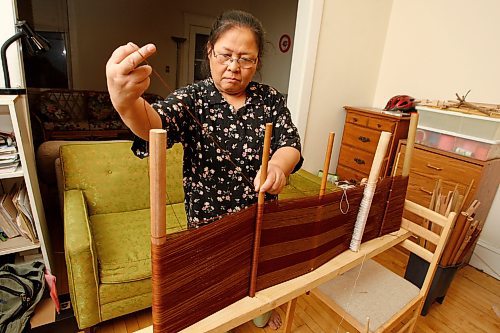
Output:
[{"xmin": 82, "ymin": 246, "xmax": 499, "ymax": 333}]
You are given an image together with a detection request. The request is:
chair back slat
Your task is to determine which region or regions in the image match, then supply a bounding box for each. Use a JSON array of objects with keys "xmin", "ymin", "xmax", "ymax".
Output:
[
  {"xmin": 404, "ymin": 200, "xmax": 448, "ymax": 227},
  {"xmin": 401, "ymin": 218, "xmax": 440, "ymax": 245}
]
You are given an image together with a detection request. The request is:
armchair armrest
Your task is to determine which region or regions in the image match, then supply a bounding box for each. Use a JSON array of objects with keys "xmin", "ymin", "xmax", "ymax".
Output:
[{"xmin": 64, "ymin": 189, "xmax": 101, "ymax": 328}]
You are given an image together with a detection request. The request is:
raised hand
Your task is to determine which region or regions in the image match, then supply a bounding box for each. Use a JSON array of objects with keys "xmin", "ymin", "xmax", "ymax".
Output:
[{"xmin": 106, "ymin": 42, "xmax": 156, "ymax": 113}]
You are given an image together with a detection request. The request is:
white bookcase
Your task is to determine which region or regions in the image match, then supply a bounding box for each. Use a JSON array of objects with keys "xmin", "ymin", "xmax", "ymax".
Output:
[{"xmin": 0, "ymin": 94, "xmax": 52, "ymax": 272}]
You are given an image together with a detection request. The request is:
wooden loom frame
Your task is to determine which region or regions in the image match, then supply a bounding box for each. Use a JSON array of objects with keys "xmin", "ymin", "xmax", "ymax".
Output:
[{"xmin": 141, "ymin": 115, "xmax": 421, "ymax": 333}]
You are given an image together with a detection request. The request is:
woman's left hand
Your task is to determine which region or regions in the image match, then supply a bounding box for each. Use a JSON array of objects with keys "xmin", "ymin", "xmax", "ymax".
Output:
[{"xmin": 254, "ymin": 161, "xmax": 287, "ymax": 195}]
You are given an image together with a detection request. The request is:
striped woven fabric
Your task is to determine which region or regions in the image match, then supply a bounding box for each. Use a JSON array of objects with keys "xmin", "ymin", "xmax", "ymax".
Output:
[{"xmin": 151, "ymin": 176, "xmax": 409, "ymax": 332}]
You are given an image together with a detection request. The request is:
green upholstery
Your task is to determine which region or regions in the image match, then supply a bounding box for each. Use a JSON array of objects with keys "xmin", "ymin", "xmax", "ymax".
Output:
[
  {"xmin": 280, "ymin": 169, "xmax": 336, "ymax": 199},
  {"xmin": 62, "ymin": 141, "xmax": 186, "ymax": 329},
  {"xmin": 62, "ymin": 141, "xmax": 336, "ymax": 329}
]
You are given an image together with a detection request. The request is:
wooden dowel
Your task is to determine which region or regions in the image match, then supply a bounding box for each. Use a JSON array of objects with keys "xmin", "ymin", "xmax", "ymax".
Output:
[
  {"xmin": 249, "ymin": 123, "xmax": 273, "ymax": 297},
  {"xmin": 457, "ymin": 179, "xmax": 475, "ymax": 214},
  {"xmin": 452, "ymin": 220, "xmax": 478, "ymax": 265},
  {"xmin": 457, "ymin": 226, "xmax": 482, "ymax": 264},
  {"xmin": 450, "ymin": 217, "xmax": 472, "ymax": 262},
  {"xmin": 402, "ymin": 113, "xmax": 419, "ymax": 177},
  {"xmin": 149, "ymin": 129, "xmax": 167, "ymax": 331},
  {"xmin": 149, "ymin": 129, "xmax": 167, "ymax": 244},
  {"xmin": 440, "ymin": 212, "xmax": 467, "ymax": 266},
  {"xmin": 319, "ymin": 132, "xmax": 335, "ymax": 198}
]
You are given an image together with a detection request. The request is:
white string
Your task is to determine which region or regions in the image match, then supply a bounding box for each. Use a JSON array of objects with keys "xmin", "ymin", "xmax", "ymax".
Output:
[
  {"xmin": 350, "ymin": 180, "xmax": 378, "ymax": 251},
  {"xmin": 340, "ymin": 188, "xmax": 350, "ymax": 214},
  {"xmin": 336, "ymin": 252, "xmax": 368, "ymax": 333}
]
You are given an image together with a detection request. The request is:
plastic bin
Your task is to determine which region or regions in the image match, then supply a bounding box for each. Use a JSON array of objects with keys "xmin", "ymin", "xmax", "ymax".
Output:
[
  {"xmin": 415, "ymin": 127, "xmax": 500, "ymax": 160},
  {"xmin": 417, "ymin": 106, "xmax": 500, "ymax": 142}
]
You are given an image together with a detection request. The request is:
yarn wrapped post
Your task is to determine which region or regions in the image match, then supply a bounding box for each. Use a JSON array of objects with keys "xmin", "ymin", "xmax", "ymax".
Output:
[
  {"xmin": 350, "ymin": 131, "xmax": 392, "ymax": 252},
  {"xmin": 249, "ymin": 123, "xmax": 273, "ymax": 297},
  {"xmin": 149, "ymin": 129, "xmax": 167, "ymax": 332}
]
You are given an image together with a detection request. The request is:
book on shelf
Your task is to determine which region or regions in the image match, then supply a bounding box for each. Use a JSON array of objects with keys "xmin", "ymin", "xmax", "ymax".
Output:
[
  {"xmin": 0, "ymin": 184, "xmax": 38, "ymax": 243},
  {"xmin": 0, "ymin": 189, "xmax": 22, "ymax": 238},
  {"xmin": 13, "ymin": 184, "xmax": 37, "ymax": 242}
]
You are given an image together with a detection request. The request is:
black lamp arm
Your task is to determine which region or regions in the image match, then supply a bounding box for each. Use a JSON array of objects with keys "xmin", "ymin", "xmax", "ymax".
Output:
[{"xmin": 1, "ymin": 30, "xmax": 24, "ymax": 88}]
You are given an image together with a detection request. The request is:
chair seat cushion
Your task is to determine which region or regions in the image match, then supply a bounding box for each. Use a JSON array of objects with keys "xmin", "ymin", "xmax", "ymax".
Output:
[
  {"xmin": 90, "ymin": 203, "xmax": 187, "ymax": 284},
  {"xmin": 316, "ymin": 259, "xmax": 420, "ymax": 332}
]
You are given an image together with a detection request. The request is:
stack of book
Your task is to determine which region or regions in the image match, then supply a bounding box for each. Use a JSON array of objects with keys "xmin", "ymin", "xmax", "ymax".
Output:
[
  {"xmin": 0, "ymin": 132, "xmax": 20, "ymax": 174},
  {"xmin": 0, "ymin": 183, "xmax": 38, "ymax": 243}
]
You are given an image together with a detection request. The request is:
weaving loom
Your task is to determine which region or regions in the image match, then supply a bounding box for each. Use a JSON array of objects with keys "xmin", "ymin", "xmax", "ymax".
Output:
[{"xmin": 147, "ymin": 115, "xmax": 417, "ymax": 333}]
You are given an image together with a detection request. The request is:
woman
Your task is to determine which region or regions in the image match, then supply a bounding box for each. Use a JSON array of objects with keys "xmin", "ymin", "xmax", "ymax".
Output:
[{"xmin": 106, "ymin": 9, "xmax": 301, "ymax": 330}]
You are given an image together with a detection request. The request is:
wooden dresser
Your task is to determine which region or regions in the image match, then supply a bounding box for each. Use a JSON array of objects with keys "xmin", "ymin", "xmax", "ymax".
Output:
[
  {"xmin": 395, "ymin": 141, "xmax": 500, "ymax": 223},
  {"xmin": 336, "ymin": 106, "xmax": 411, "ymax": 182}
]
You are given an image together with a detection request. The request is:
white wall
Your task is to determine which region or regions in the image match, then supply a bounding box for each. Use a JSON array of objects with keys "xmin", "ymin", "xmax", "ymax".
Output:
[
  {"xmin": 63, "ymin": 1, "xmax": 297, "ymax": 97},
  {"xmin": 374, "ymin": 0, "xmax": 500, "ymax": 278},
  {"xmin": 470, "ymin": 186, "xmax": 500, "ymax": 279},
  {"xmin": 373, "ymin": 0, "xmax": 500, "ymax": 107},
  {"xmin": 0, "ymin": 0, "xmax": 24, "ymax": 89},
  {"xmin": 302, "ymin": 0, "xmax": 394, "ymax": 174},
  {"xmin": 249, "ymin": 0, "xmax": 298, "ymax": 94},
  {"xmin": 67, "ymin": 0, "xmax": 252, "ymax": 95}
]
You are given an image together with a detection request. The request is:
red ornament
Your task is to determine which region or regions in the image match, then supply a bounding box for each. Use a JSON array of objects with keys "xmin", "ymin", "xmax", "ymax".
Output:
[{"xmin": 279, "ymin": 34, "xmax": 291, "ymax": 53}]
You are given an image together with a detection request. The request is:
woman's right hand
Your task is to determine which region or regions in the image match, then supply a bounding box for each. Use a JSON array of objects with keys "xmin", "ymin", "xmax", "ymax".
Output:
[{"xmin": 106, "ymin": 42, "xmax": 156, "ymax": 114}]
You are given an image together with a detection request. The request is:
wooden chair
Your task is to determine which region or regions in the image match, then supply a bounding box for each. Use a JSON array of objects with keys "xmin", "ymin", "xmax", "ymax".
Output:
[{"xmin": 284, "ymin": 199, "xmax": 456, "ymax": 333}]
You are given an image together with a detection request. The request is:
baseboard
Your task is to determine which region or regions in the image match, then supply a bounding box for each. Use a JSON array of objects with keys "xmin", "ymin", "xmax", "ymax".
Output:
[{"xmin": 469, "ymin": 240, "xmax": 500, "ymax": 280}]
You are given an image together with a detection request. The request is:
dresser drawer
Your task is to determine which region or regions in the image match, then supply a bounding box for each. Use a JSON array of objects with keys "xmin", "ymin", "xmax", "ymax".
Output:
[
  {"xmin": 336, "ymin": 164, "xmax": 367, "ymax": 183},
  {"xmin": 367, "ymin": 117, "xmax": 395, "ymax": 132},
  {"xmin": 397, "ymin": 144, "xmax": 482, "ymax": 188},
  {"xmin": 338, "ymin": 145, "xmax": 374, "ymax": 175},
  {"xmin": 406, "ymin": 172, "xmax": 471, "ymax": 207},
  {"xmin": 346, "ymin": 112, "xmax": 368, "ymax": 126},
  {"xmin": 342, "ymin": 123, "xmax": 381, "ymax": 153}
]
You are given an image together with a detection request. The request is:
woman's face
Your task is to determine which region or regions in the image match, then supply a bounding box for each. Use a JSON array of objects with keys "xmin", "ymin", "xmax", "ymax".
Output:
[{"xmin": 208, "ymin": 27, "xmax": 259, "ymax": 96}]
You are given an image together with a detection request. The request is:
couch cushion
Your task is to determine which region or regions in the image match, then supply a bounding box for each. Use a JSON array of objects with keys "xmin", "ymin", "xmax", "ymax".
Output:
[
  {"xmin": 42, "ymin": 120, "xmax": 89, "ymax": 131},
  {"xmin": 90, "ymin": 203, "xmax": 187, "ymax": 284},
  {"xmin": 89, "ymin": 120, "xmax": 129, "ymax": 130},
  {"xmin": 40, "ymin": 91, "xmax": 87, "ymax": 122}
]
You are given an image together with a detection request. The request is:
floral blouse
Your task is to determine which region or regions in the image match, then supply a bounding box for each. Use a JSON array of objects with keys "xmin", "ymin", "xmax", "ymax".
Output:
[{"xmin": 133, "ymin": 78, "xmax": 302, "ymax": 228}]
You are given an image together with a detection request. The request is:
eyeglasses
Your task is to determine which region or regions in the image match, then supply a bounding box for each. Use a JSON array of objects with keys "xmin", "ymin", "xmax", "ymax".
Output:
[{"xmin": 212, "ymin": 51, "xmax": 257, "ymax": 69}]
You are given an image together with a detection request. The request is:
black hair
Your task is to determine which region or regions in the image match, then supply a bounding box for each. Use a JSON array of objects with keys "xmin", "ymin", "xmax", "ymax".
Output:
[{"xmin": 201, "ymin": 10, "xmax": 265, "ymax": 77}]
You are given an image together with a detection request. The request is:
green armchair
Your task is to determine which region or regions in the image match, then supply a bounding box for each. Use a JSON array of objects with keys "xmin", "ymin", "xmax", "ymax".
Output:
[
  {"xmin": 61, "ymin": 140, "xmax": 334, "ymax": 330},
  {"xmin": 61, "ymin": 141, "xmax": 185, "ymax": 330}
]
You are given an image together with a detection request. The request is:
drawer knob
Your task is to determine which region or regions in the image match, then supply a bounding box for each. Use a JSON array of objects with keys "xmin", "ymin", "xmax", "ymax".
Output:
[
  {"xmin": 377, "ymin": 123, "xmax": 382, "ymax": 128},
  {"xmin": 426, "ymin": 163, "xmax": 443, "ymax": 171},
  {"xmin": 358, "ymin": 136, "xmax": 370, "ymax": 143},
  {"xmin": 354, "ymin": 158, "xmax": 365, "ymax": 165},
  {"xmin": 352, "ymin": 117, "xmax": 358, "ymax": 122},
  {"xmin": 419, "ymin": 187, "xmax": 433, "ymax": 196}
]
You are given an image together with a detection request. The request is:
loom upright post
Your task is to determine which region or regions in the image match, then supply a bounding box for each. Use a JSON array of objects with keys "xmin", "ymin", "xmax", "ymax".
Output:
[
  {"xmin": 402, "ymin": 113, "xmax": 419, "ymax": 177},
  {"xmin": 350, "ymin": 131, "xmax": 392, "ymax": 251},
  {"xmin": 319, "ymin": 132, "xmax": 335, "ymax": 198},
  {"xmin": 249, "ymin": 123, "xmax": 273, "ymax": 297},
  {"xmin": 149, "ymin": 129, "xmax": 167, "ymax": 332}
]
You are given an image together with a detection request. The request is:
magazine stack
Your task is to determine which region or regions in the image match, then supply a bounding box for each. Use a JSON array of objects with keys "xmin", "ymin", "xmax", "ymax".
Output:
[{"xmin": 0, "ymin": 132, "xmax": 20, "ymax": 174}]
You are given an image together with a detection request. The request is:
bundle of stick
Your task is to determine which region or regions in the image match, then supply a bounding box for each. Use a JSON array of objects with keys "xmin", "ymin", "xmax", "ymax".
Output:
[
  {"xmin": 440, "ymin": 199, "xmax": 483, "ymax": 266},
  {"xmin": 418, "ymin": 180, "xmax": 462, "ymax": 252},
  {"xmin": 417, "ymin": 92, "xmax": 500, "ymax": 118}
]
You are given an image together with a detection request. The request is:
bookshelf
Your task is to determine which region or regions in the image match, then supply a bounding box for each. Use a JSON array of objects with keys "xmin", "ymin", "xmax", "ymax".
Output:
[{"xmin": 0, "ymin": 94, "xmax": 52, "ymax": 272}]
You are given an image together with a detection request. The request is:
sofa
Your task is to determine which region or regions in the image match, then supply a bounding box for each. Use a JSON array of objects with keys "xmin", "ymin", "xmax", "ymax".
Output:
[
  {"xmin": 60, "ymin": 141, "xmax": 334, "ymax": 330},
  {"xmin": 28, "ymin": 89, "xmax": 162, "ymax": 143}
]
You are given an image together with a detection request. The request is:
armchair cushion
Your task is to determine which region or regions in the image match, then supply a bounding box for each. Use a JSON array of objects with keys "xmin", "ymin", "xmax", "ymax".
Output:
[{"xmin": 91, "ymin": 203, "xmax": 186, "ymax": 284}]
